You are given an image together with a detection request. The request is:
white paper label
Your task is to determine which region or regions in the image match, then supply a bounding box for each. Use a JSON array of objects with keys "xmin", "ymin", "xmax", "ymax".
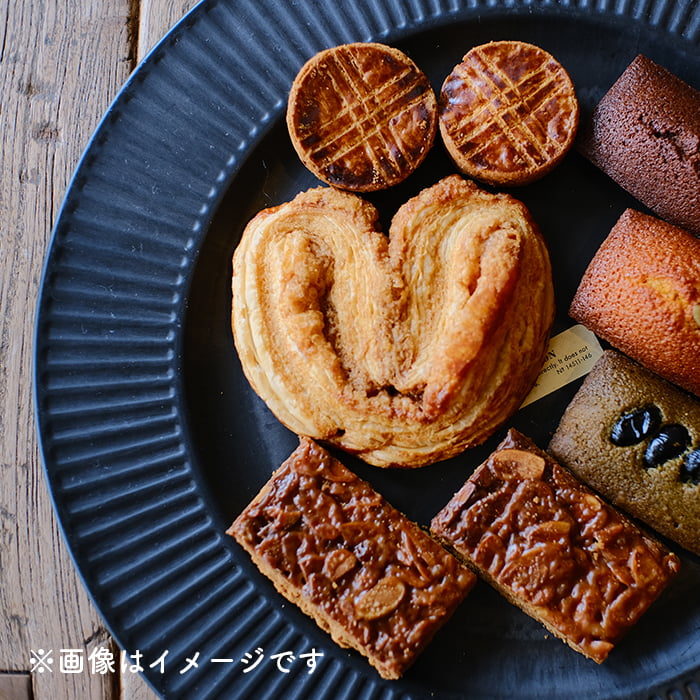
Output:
[{"xmin": 520, "ymin": 325, "xmax": 604, "ymax": 408}]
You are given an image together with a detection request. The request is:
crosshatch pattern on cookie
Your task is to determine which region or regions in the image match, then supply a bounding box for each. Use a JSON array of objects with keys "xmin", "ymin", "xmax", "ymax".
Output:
[
  {"xmin": 287, "ymin": 43, "xmax": 437, "ymax": 191},
  {"xmin": 447, "ymin": 53, "xmax": 567, "ymax": 164},
  {"xmin": 308, "ymin": 54, "xmax": 428, "ymax": 175},
  {"xmin": 439, "ymin": 41, "xmax": 579, "ymax": 185}
]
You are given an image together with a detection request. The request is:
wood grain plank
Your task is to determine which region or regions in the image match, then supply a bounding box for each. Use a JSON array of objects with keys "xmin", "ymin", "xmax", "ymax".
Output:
[
  {"xmin": 138, "ymin": 0, "xmax": 201, "ymax": 58},
  {"xmin": 0, "ymin": 673, "xmax": 32, "ymax": 700},
  {"xmin": 0, "ymin": 0, "xmax": 142, "ymax": 698}
]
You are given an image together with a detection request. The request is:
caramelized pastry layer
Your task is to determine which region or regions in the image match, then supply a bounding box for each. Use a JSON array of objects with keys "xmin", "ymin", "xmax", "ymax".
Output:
[
  {"xmin": 228, "ymin": 437, "xmax": 476, "ymax": 679},
  {"xmin": 432, "ymin": 429, "xmax": 680, "ymax": 663},
  {"xmin": 231, "ymin": 175, "xmax": 554, "ymax": 467}
]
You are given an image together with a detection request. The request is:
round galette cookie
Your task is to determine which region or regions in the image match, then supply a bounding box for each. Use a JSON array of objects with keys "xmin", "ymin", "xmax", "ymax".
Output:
[
  {"xmin": 439, "ymin": 40, "xmax": 579, "ymax": 186},
  {"xmin": 287, "ymin": 42, "xmax": 437, "ymax": 192}
]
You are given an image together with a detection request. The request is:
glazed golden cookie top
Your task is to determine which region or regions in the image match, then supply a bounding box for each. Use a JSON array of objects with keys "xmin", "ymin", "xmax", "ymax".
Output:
[
  {"xmin": 439, "ymin": 40, "xmax": 579, "ymax": 186},
  {"xmin": 286, "ymin": 42, "xmax": 437, "ymax": 191}
]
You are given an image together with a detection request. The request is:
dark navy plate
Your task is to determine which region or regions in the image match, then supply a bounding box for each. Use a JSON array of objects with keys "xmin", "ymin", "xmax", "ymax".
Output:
[{"xmin": 35, "ymin": 0, "xmax": 700, "ymax": 697}]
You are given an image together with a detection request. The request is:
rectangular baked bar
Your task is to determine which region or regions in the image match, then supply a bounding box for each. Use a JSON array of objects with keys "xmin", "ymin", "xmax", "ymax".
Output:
[
  {"xmin": 549, "ymin": 350, "xmax": 700, "ymax": 556},
  {"xmin": 430, "ymin": 429, "xmax": 680, "ymax": 663},
  {"xmin": 227, "ymin": 437, "xmax": 476, "ymax": 680}
]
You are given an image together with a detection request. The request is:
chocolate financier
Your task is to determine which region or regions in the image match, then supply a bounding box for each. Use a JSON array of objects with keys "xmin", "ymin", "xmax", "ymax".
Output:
[
  {"xmin": 439, "ymin": 41, "xmax": 579, "ymax": 186},
  {"xmin": 287, "ymin": 42, "xmax": 437, "ymax": 191},
  {"xmin": 579, "ymin": 54, "xmax": 700, "ymax": 236}
]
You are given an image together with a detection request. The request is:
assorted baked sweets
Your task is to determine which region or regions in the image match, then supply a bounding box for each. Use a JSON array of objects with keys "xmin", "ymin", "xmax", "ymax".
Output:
[
  {"xmin": 569, "ymin": 208, "xmax": 700, "ymax": 397},
  {"xmin": 579, "ymin": 54, "xmax": 700, "ymax": 236},
  {"xmin": 228, "ymin": 437, "xmax": 476, "ymax": 680},
  {"xmin": 438, "ymin": 40, "xmax": 579, "ymax": 186},
  {"xmin": 231, "ymin": 39, "xmax": 692, "ymax": 678},
  {"xmin": 286, "ymin": 42, "xmax": 437, "ymax": 192},
  {"xmin": 231, "ymin": 175, "xmax": 554, "ymax": 468},
  {"xmin": 549, "ymin": 350, "xmax": 700, "ymax": 556},
  {"xmin": 431, "ymin": 429, "xmax": 681, "ymax": 663}
]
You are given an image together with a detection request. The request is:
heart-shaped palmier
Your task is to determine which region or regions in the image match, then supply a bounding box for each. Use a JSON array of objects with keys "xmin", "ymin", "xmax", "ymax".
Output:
[{"xmin": 232, "ymin": 175, "xmax": 554, "ymax": 468}]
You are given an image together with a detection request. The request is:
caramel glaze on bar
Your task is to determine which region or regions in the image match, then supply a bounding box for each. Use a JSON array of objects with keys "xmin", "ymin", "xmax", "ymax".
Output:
[
  {"xmin": 228, "ymin": 437, "xmax": 476, "ymax": 680},
  {"xmin": 431, "ymin": 429, "xmax": 680, "ymax": 663}
]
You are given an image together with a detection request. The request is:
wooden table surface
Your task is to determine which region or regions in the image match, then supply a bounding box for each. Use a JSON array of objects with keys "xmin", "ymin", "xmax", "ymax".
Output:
[{"xmin": 1, "ymin": 2, "xmax": 199, "ymax": 698}]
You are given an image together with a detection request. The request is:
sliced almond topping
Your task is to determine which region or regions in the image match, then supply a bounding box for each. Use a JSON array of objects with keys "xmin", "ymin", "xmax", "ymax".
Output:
[
  {"xmin": 582, "ymin": 493, "xmax": 602, "ymax": 513},
  {"xmin": 355, "ymin": 577, "xmax": 406, "ymax": 620},
  {"xmin": 323, "ymin": 548, "xmax": 357, "ymax": 581},
  {"xmin": 535, "ymin": 520, "xmax": 572, "ymax": 536},
  {"xmin": 276, "ymin": 509, "xmax": 302, "ymax": 528},
  {"xmin": 491, "ymin": 449, "xmax": 546, "ymax": 480}
]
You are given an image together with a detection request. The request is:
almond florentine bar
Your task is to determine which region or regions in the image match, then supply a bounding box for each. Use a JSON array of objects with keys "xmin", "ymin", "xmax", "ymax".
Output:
[
  {"xmin": 228, "ymin": 437, "xmax": 476, "ymax": 680},
  {"xmin": 431, "ymin": 429, "xmax": 680, "ymax": 663}
]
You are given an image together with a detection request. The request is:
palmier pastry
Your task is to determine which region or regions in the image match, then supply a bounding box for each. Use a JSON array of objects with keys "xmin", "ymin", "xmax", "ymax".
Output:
[
  {"xmin": 231, "ymin": 175, "xmax": 554, "ymax": 468},
  {"xmin": 286, "ymin": 42, "xmax": 437, "ymax": 191},
  {"xmin": 439, "ymin": 40, "xmax": 579, "ymax": 186}
]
